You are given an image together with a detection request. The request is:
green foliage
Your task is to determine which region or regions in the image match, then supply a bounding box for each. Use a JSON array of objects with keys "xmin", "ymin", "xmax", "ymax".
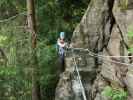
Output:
[
  {"xmin": 0, "ymin": 9, "xmax": 31, "ymax": 99},
  {"xmin": 128, "ymin": 31, "xmax": 133, "ymax": 37},
  {"xmin": 102, "ymin": 86, "xmax": 113, "ymax": 97},
  {"xmin": 0, "ymin": 0, "xmax": 89, "ymax": 99},
  {"xmin": 120, "ymin": 0, "xmax": 128, "ymax": 10},
  {"xmin": 0, "ymin": 0, "xmax": 26, "ymax": 16},
  {"xmin": 128, "ymin": 25, "xmax": 133, "ymax": 53},
  {"xmin": 128, "ymin": 25, "xmax": 133, "ymax": 37},
  {"xmin": 37, "ymin": 41, "xmax": 59, "ymax": 100},
  {"xmin": 0, "ymin": 67, "xmax": 32, "ymax": 100},
  {"xmin": 0, "ymin": 35, "xmax": 7, "ymax": 46},
  {"xmin": 37, "ymin": 0, "xmax": 89, "ymax": 42},
  {"xmin": 102, "ymin": 86, "xmax": 128, "ymax": 100},
  {"xmin": 128, "ymin": 47, "xmax": 133, "ymax": 53},
  {"xmin": 0, "ymin": 67, "xmax": 16, "ymax": 76}
]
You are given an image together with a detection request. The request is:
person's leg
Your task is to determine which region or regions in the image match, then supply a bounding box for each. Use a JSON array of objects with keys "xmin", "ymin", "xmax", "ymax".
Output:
[{"xmin": 61, "ymin": 53, "xmax": 65, "ymax": 72}]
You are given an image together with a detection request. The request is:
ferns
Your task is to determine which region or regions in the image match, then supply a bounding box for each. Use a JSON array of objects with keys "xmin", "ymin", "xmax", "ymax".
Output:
[{"xmin": 102, "ymin": 86, "xmax": 128, "ymax": 100}]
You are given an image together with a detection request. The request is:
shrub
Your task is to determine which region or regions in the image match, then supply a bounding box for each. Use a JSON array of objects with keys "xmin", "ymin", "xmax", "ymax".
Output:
[{"xmin": 102, "ymin": 86, "xmax": 128, "ymax": 100}]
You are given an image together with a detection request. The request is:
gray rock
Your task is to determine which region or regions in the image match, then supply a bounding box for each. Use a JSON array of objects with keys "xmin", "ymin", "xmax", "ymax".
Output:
[
  {"xmin": 55, "ymin": 72, "xmax": 74, "ymax": 100},
  {"xmin": 55, "ymin": 0, "xmax": 133, "ymax": 100},
  {"xmin": 126, "ymin": 69, "xmax": 133, "ymax": 98}
]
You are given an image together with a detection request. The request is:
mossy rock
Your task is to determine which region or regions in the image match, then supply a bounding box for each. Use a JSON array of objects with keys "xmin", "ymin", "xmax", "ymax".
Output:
[{"xmin": 119, "ymin": 0, "xmax": 128, "ymax": 10}]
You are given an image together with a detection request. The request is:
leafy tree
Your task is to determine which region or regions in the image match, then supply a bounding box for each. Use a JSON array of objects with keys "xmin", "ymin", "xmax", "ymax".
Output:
[{"xmin": 0, "ymin": 0, "xmax": 89, "ymax": 99}]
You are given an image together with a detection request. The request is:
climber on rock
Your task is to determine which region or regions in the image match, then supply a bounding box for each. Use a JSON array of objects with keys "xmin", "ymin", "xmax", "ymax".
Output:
[{"xmin": 57, "ymin": 32, "xmax": 67, "ymax": 71}]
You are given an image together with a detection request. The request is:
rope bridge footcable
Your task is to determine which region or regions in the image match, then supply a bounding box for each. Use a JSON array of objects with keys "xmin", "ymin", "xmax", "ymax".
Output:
[
  {"xmin": 68, "ymin": 47, "xmax": 133, "ymax": 67},
  {"xmin": 72, "ymin": 49, "xmax": 87, "ymax": 100},
  {"xmin": 69, "ymin": 47, "xmax": 133, "ymax": 100}
]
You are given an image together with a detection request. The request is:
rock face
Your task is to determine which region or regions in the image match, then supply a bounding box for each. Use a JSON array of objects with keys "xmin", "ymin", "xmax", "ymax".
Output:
[
  {"xmin": 55, "ymin": 72, "xmax": 74, "ymax": 100},
  {"xmin": 55, "ymin": 0, "xmax": 133, "ymax": 100}
]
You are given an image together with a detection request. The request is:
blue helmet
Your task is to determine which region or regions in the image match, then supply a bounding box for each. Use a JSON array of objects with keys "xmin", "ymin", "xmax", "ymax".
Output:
[{"xmin": 60, "ymin": 32, "xmax": 65, "ymax": 39}]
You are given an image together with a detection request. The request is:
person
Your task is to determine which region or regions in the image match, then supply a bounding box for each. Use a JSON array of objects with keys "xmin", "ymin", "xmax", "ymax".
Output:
[{"xmin": 57, "ymin": 32, "xmax": 67, "ymax": 71}]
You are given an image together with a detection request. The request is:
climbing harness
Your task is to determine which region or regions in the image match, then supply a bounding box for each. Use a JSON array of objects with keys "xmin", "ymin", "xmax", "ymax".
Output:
[
  {"xmin": 58, "ymin": 46, "xmax": 65, "ymax": 71},
  {"xmin": 59, "ymin": 47, "xmax": 65, "ymax": 55},
  {"xmin": 57, "ymin": 40, "xmax": 67, "ymax": 71}
]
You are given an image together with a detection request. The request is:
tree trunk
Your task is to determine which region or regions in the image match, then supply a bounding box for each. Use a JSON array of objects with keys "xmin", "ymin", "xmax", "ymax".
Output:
[
  {"xmin": 26, "ymin": 0, "xmax": 41, "ymax": 100},
  {"xmin": 0, "ymin": 48, "xmax": 8, "ymax": 66}
]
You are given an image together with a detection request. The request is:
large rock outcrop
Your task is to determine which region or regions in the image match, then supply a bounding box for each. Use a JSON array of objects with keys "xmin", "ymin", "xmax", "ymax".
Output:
[{"xmin": 55, "ymin": 0, "xmax": 133, "ymax": 100}]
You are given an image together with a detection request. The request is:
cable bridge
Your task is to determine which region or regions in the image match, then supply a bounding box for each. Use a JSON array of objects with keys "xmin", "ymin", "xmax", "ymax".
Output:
[{"xmin": 65, "ymin": 47, "xmax": 132, "ymax": 100}]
